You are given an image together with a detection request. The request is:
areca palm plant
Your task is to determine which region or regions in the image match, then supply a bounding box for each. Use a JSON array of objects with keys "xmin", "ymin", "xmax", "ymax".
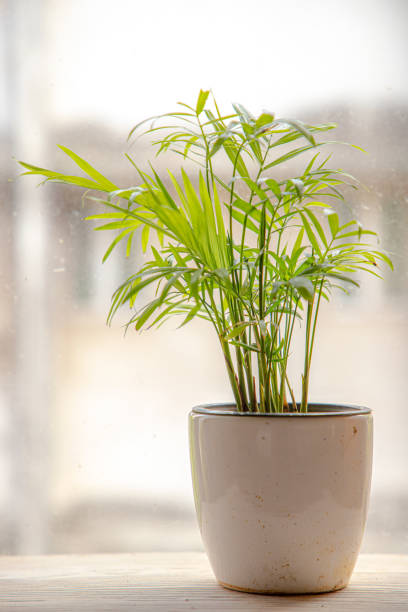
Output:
[{"xmin": 19, "ymin": 90, "xmax": 392, "ymax": 413}]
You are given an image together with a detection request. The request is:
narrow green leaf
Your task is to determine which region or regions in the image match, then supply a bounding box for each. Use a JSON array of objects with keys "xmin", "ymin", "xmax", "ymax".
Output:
[
  {"xmin": 158, "ymin": 270, "xmax": 185, "ymax": 305},
  {"xmin": 18, "ymin": 161, "xmax": 102, "ymax": 191},
  {"xmin": 325, "ymin": 272, "xmax": 360, "ymax": 287},
  {"xmin": 264, "ymin": 144, "xmax": 316, "ymax": 170},
  {"xmin": 275, "ymin": 118, "xmax": 316, "ymax": 146},
  {"xmin": 292, "ymin": 227, "xmax": 305, "ymax": 255},
  {"xmin": 125, "ymin": 232, "xmax": 133, "ymax": 257},
  {"xmin": 135, "ymin": 298, "xmax": 162, "ymax": 330},
  {"xmin": 57, "ymin": 146, "xmax": 117, "ymax": 191},
  {"xmin": 196, "ymin": 89, "xmax": 210, "ymax": 114},
  {"xmin": 229, "ymin": 340, "xmax": 260, "ymax": 353},
  {"xmin": 210, "ymin": 131, "xmax": 231, "ymax": 157},
  {"xmin": 102, "ymin": 228, "xmax": 134, "ymax": 262},
  {"xmin": 289, "ymin": 276, "xmax": 315, "ymax": 301},
  {"xmin": 199, "ymin": 173, "xmax": 218, "ymax": 240},
  {"xmin": 300, "ymin": 212, "xmax": 322, "ymax": 256},
  {"xmin": 264, "ymin": 178, "xmax": 281, "ymax": 199},
  {"xmin": 304, "ymin": 208, "xmax": 328, "ymax": 249},
  {"xmin": 224, "ymin": 322, "xmax": 252, "ymax": 340},
  {"xmin": 149, "ymin": 165, "xmax": 178, "ymax": 209},
  {"xmin": 151, "ymin": 298, "xmax": 188, "ymax": 328},
  {"xmin": 231, "ymin": 209, "xmax": 258, "ymax": 233},
  {"xmin": 303, "ymin": 153, "xmax": 320, "ymax": 176},
  {"xmin": 212, "ymin": 180, "xmax": 227, "ymax": 259},
  {"xmin": 232, "ymin": 198, "xmax": 262, "ymax": 224},
  {"xmin": 223, "ymin": 141, "xmax": 250, "ymax": 178},
  {"xmin": 335, "ymin": 229, "xmax": 377, "ymax": 240},
  {"xmin": 289, "ymin": 178, "xmax": 305, "ymax": 198},
  {"xmin": 371, "ymin": 250, "xmax": 393, "ymax": 270},
  {"xmin": 255, "ymin": 111, "xmax": 275, "ymax": 130},
  {"xmin": 178, "ymin": 303, "xmax": 202, "ymax": 328},
  {"xmin": 327, "ymin": 212, "xmax": 339, "ymax": 237},
  {"xmin": 141, "ymin": 224, "xmax": 150, "ymax": 252}
]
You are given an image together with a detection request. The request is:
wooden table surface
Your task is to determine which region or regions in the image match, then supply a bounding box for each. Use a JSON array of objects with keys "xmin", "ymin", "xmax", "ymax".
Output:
[{"xmin": 0, "ymin": 553, "xmax": 406, "ymax": 611}]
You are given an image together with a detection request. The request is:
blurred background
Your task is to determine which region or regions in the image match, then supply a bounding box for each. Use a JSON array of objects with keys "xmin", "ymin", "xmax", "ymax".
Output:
[{"xmin": 0, "ymin": 0, "xmax": 407, "ymax": 554}]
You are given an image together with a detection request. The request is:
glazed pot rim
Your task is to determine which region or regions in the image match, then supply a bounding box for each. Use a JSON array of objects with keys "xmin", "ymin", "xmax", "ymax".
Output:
[{"xmin": 191, "ymin": 402, "xmax": 371, "ymax": 417}]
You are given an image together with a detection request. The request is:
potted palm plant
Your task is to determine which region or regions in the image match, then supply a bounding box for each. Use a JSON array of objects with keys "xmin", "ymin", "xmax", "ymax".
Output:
[{"xmin": 19, "ymin": 90, "xmax": 391, "ymax": 594}]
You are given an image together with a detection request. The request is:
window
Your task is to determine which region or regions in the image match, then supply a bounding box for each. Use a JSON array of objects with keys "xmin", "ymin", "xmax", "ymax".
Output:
[{"xmin": 1, "ymin": 0, "xmax": 407, "ymax": 554}]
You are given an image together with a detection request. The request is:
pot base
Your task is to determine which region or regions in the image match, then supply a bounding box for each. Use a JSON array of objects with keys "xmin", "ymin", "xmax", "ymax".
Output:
[{"xmin": 218, "ymin": 579, "xmax": 348, "ymax": 595}]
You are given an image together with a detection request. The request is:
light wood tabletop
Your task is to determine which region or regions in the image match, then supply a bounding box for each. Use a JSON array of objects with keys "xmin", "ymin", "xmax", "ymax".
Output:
[{"xmin": 0, "ymin": 552, "xmax": 406, "ymax": 611}]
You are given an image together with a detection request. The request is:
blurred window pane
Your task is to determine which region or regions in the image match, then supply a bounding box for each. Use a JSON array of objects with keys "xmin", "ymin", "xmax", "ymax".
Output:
[{"xmin": 1, "ymin": 0, "xmax": 407, "ymax": 554}]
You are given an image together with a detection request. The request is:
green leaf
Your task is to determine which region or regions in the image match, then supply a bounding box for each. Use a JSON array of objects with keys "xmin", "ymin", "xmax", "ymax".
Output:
[
  {"xmin": 264, "ymin": 143, "xmax": 316, "ymax": 170},
  {"xmin": 304, "ymin": 208, "xmax": 328, "ymax": 249},
  {"xmin": 299, "ymin": 212, "xmax": 322, "ymax": 256},
  {"xmin": 305, "ymin": 201, "xmax": 332, "ymax": 209},
  {"xmin": 263, "ymin": 178, "xmax": 281, "ymax": 199},
  {"xmin": 199, "ymin": 173, "xmax": 219, "ymax": 251},
  {"xmin": 232, "ymin": 198, "xmax": 262, "ymax": 224},
  {"xmin": 210, "ymin": 131, "xmax": 231, "ymax": 157},
  {"xmin": 327, "ymin": 212, "xmax": 339, "ymax": 238},
  {"xmin": 224, "ymin": 321, "xmax": 252, "ymax": 340},
  {"xmin": 335, "ymin": 229, "xmax": 376, "ymax": 240},
  {"xmin": 150, "ymin": 298, "xmax": 188, "ymax": 328},
  {"xmin": 85, "ymin": 212, "xmax": 128, "ymax": 221},
  {"xmin": 102, "ymin": 228, "xmax": 134, "ymax": 262},
  {"xmin": 18, "ymin": 161, "xmax": 103, "ymax": 191},
  {"xmin": 303, "ymin": 153, "xmax": 320, "ymax": 176},
  {"xmin": 178, "ymin": 303, "xmax": 202, "ymax": 328},
  {"xmin": 325, "ymin": 272, "xmax": 360, "ymax": 287},
  {"xmin": 372, "ymin": 250, "xmax": 393, "ymax": 270},
  {"xmin": 255, "ymin": 111, "xmax": 275, "ymax": 130},
  {"xmin": 135, "ymin": 298, "xmax": 162, "ymax": 330},
  {"xmin": 212, "ymin": 180, "xmax": 227, "ymax": 259},
  {"xmin": 141, "ymin": 224, "xmax": 150, "ymax": 252},
  {"xmin": 196, "ymin": 89, "xmax": 210, "ymax": 115},
  {"xmin": 231, "ymin": 209, "xmax": 258, "ymax": 233},
  {"xmin": 127, "ymin": 110, "xmax": 195, "ymax": 141},
  {"xmin": 229, "ymin": 340, "xmax": 260, "ymax": 353},
  {"xmin": 149, "ymin": 165, "xmax": 178, "ymax": 210},
  {"xmin": 292, "ymin": 227, "xmax": 305, "ymax": 255},
  {"xmin": 125, "ymin": 232, "xmax": 133, "ymax": 257},
  {"xmin": 223, "ymin": 141, "xmax": 251, "ymax": 178},
  {"xmin": 289, "ymin": 178, "xmax": 305, "ymax": 198},
  {"xmin": 157, "ymin": 270, "xmax": 185, "ymax": 305},
  {"xmin": 57, "ymin": 146, "xmax": 117, "ymax": 191},
  {"xmin": 289, "ymin": 276, "xmax": 315, "ymax": 301},
  {"xmin": 275, "ymin": 118, "xmax": 316, "ymax": 146}
]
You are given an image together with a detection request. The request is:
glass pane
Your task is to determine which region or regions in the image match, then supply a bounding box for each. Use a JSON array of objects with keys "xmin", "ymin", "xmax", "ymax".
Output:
[{"xmin": 1, "ymin": 0, "xmax": 407, "ymax": 553}]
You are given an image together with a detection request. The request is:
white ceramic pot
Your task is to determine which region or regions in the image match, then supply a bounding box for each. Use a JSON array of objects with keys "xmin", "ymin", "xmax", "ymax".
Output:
[{"xmin": 189, "ymin": 403, "xmax": 373, "ymax": 594}]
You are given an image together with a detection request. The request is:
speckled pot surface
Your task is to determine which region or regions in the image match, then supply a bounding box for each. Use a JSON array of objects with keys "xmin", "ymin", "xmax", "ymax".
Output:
[{"xmin": 188, "ymin": 403, "xmax": 373, "ymax": 594}]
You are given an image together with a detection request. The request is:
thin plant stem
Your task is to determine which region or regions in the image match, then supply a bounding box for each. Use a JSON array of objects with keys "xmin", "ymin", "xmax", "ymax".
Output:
[{"xmin": 301, "ymin": 295, "xmax": 315, "ymax": 413}]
